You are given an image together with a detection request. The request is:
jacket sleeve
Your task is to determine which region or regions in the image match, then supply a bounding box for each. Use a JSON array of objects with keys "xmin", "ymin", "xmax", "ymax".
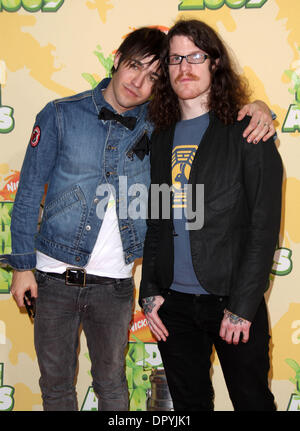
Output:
[
  {"xmin": 138, "ymin": 135, "xmax": 165, "ymax": 306},
  {"xmin": 227, "ymin": 133, "xmax": 283, "ymax": 321},
  {"xmin": 0, "ymin": 101, "xmax": 59, "ymax": 270}
]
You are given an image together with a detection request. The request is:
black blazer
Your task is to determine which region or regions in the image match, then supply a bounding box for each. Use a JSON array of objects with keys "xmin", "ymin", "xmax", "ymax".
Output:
[{"xmin": 139, "ymin": 112, "xmax": 283, "ymax": 321}]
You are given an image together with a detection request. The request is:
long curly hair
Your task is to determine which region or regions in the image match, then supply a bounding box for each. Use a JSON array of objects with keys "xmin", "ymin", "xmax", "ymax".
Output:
[{"xmin": 148, "ymin": 19, "xmax": 251, "ymax": 129}]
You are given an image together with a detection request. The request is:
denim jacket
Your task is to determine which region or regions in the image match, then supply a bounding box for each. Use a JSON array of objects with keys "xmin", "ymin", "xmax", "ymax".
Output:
[{"xmin": 1, "ymin": 79, "xmax": 153, "ymax": 270}]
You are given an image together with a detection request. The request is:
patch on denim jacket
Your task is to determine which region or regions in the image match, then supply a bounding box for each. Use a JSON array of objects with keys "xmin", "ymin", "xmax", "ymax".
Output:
[{"xmin": 30, "ymin": 126, "xmax": 41, "ymax": 147}]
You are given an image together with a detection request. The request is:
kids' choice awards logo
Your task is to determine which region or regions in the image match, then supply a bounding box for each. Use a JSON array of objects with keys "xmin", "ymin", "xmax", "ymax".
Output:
[
  {"xmin": 271, "ymin": 247, "xmax": 293, "ymax": 277},
  {"xmin": 0, "ymin": 61, "xmax": 14, "ymax": 134},
  {"xmin": 0, "ymin": 363, "xmax": 14, "ymax": 411},
  {"xmin": 0, "ymin": 0, "xmax": 64, "ymax": 12},
  {"xmin": 282, "ymin": 46, "xmax": 300, "ymax": 133},
  {"xmin": 178, "ymin": 0, "xmax": 267, "ymax": 10},
  {"xmin": 286, "ymin": 359, "xmax": 300, "ymax": 411}
]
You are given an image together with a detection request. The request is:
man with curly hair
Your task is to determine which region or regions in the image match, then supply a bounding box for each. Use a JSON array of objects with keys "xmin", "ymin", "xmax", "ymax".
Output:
[{"xmin": 140, "ymin": 20, "xmax": 282, "ymax": 411}]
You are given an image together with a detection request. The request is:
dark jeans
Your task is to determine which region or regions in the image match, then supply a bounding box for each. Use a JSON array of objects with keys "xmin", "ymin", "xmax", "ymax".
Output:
[
  {"xmin": 34, "ymin": 271, "xmax": 133, "ymax": 411},
  {"xmin": 158, "ymin": 290, "xmax": 276, "ymax": 411}
]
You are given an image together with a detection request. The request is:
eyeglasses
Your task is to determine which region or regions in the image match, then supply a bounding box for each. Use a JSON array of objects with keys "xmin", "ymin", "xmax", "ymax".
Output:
[{"xmin": 166, "ymin": 52, "xmax": 209, "ymax": 65}]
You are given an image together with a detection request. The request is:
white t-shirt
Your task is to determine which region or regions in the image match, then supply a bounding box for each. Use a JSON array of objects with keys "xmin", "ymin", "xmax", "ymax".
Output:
[{"xmin": 36, "ymin": 193, "xmax": 133, "ymax": 278}]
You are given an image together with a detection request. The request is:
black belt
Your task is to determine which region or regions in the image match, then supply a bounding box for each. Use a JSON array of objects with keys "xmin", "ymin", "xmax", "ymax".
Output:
[{"xmin": 36, "ymin": 268, "xmax": 126, "ymax": 287}]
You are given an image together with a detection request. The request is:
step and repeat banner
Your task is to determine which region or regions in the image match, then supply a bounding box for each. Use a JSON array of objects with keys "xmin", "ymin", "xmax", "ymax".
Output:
[{"xmin": 0, "ymin": 0, "xmax": 299, "ymax": 411}]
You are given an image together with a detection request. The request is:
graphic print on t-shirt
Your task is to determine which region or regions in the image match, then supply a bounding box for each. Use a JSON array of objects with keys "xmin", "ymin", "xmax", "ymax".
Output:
[
  {"xmin": 172, "ymin": 144, "xmax": 198, "ymax": 209},
  {"xmin": 171, "ymin": 113, "xmax": 209, "ymax": 295}
]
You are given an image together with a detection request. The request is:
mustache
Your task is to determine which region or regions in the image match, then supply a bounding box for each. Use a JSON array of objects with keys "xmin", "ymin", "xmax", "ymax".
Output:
[{"xmin": 175, "ymin": 73, "xmax": 199, "ymax": 84}]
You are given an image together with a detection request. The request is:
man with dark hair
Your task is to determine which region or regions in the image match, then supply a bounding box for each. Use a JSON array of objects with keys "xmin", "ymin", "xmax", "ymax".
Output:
[
  {"xmin": 2, "ymin": 27, "xmax": 165, "ymax": 412},
  {"xmin": 140, "ymin": 20, "xmax": 282, "ymax": 411},
  {"xmin": 2, "ymin": 26, "xmax": 274, "ymax": 411}
]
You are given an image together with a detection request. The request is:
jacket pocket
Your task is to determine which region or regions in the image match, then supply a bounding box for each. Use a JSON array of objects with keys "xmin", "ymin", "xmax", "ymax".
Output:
[
  {"xmin": 207, "ymin": 183, "xmax": 241, "ymax": 212},
  {"xmin": 43, "ymin": 185, "xmax": 86, "ymax": 221},
  {"xmin": 40, "ymin": 185, "xmax": 87, "ymax": 247}
]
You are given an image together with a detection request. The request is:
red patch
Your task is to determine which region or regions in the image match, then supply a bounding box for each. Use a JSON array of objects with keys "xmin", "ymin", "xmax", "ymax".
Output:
[{"xmin": 30, "ymin": 126, "xmax": 41, "ymax": 147}]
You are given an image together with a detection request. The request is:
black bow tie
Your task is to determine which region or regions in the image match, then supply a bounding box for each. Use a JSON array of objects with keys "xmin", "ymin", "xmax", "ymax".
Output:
[{"xmin": 99, "ymin": 107, "xmax": 137, "ymax": 131}]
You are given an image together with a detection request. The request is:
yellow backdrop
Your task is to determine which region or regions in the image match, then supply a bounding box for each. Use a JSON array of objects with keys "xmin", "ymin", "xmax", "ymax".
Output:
[{"xmin": 0, "ymin": 0, "xmax": 299, "ymax": 411}]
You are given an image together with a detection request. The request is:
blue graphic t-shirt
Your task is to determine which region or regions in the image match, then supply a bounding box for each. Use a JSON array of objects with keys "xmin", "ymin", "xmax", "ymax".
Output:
[{"xmin": 171, "ymin": 112, "xmax": 209, "ymax": 294}]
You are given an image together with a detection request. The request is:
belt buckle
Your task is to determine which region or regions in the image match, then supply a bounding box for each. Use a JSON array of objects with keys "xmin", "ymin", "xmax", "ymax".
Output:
[{"xmin": 65, "ymin": 267, "xmax": 86, "ymax": 287}]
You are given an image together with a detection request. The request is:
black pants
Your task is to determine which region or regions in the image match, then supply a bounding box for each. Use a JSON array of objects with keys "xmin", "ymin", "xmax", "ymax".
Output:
[{"xmin": 157, "ymin": 290, "xmax": 276, "ymax": 411}]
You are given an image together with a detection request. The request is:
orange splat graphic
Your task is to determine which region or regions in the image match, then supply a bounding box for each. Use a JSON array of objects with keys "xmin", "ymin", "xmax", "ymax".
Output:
[
  {"xmin": 0, "ymin": 171, "xmax": 20, "ymax": 202},
  {"xmin": 129, "ymin": 310, "xmax": 156, "ymax": 343}
]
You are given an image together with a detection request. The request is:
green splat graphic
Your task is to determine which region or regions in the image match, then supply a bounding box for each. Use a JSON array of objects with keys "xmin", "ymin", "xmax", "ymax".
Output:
[
  {"xmin": 0, "ymin": 203, "xmax": 13, "ymax": 293},
  {"xmin": 82, "ymin": 45, "xmax": 114, "ymax": 88}
]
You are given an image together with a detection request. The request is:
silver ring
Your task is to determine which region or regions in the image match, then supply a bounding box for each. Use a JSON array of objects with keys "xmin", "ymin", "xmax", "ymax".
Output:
[{"xmin": 264, "ymin": 122, "xmax": 269, "ymax": 129}]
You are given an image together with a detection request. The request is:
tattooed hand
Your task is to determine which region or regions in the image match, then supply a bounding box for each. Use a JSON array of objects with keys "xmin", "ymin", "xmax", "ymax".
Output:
[
  {"xmin": 219, "ymin": 309, "xmax": 252, "ymax": 345},
  {"xmin": 142, "ymin": 295, "xmax": 169, "ymax": 342}
]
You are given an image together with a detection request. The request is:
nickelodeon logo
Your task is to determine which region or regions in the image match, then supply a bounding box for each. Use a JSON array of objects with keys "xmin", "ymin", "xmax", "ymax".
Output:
[
  {"xmin": 0, "ymin": 0, "xmax": 64, "ymax": 12},
  {"xmin": 129, "ymin": 311, "xmax": 156, "ymax": 343}
]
